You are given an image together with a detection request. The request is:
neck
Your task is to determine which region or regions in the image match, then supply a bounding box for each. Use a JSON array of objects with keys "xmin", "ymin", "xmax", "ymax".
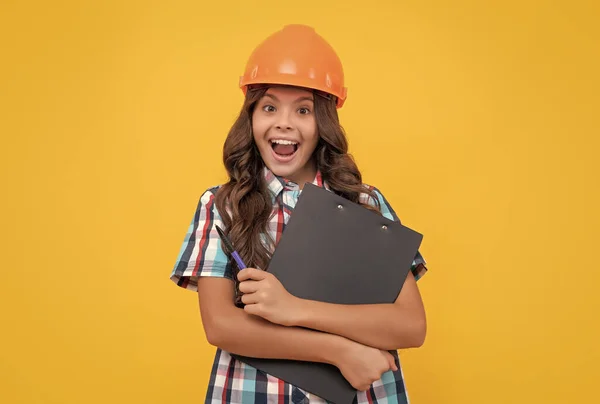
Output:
[{"xmin": 287, "ymin": 160, "xmax": 317, "ymax": 189}]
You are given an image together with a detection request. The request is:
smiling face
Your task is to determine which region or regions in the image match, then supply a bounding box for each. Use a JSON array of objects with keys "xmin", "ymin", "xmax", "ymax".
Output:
[{"xmin": 252, "ymin": 86, "xmax": 320, "ymax": 187}]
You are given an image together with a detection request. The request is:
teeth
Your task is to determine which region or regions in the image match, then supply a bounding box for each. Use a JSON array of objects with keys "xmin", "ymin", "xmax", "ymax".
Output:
[{"xmin": 271, "ymin": 139, "xmax": 298, "ymax": 145}]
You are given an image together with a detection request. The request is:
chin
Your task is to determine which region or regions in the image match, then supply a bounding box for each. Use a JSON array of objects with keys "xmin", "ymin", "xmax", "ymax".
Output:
[
  {"xmin": 267, "ymin": 164, "xmax": 298, "ymax": 179},
  {"xmin": 259, "ymin": 148, "xmax": 313, "ymax": 183}
]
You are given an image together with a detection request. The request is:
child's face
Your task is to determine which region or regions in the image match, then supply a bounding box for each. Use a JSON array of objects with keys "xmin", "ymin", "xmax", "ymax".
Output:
[{"xmin": 252, "ymin": 86, "xmax": 319, "ymax": 187}]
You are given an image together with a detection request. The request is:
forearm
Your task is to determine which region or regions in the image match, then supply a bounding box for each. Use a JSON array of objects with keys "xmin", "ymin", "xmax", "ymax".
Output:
[
  {"xmin": 207, "ymin": 306, "xmax": 350, "ymax": 366},
  {"xmin": 293, "ymin": 300, "xmax": 426, "ymax": 351}
]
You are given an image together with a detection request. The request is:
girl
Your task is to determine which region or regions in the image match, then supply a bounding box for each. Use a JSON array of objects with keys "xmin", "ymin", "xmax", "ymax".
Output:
[{"xmin": 171, "ymin": 24, "xmax": 428, "ymax": 404}]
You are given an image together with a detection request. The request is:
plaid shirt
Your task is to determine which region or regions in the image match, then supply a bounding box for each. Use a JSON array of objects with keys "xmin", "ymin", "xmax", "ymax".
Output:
[{"xmin": 171, "ymin": 168, "xmax": 427, "ymax": 404}]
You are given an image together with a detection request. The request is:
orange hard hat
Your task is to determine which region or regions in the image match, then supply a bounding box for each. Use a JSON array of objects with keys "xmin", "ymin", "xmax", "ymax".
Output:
[{"xmin": 239, "ymin": 24, "xmax": 348, "ymax": 108}]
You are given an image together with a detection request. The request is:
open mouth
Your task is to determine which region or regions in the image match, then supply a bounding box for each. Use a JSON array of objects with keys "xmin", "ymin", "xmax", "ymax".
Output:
[{"xmin": 270, "ymin": 139, "xmax": 299, "ymax": 159}]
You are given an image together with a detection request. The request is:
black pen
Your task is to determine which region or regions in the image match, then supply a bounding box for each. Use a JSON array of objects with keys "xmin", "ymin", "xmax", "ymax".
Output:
[{"xmin": 215, "ymin": 225, "xmax": 247, "ymax": 270}]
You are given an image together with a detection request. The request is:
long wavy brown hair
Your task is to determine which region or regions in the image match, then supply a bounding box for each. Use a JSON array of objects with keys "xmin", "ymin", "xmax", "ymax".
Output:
[{"xmin": 215, "ymin": 86, "xmax": 381, "ymax": 270}]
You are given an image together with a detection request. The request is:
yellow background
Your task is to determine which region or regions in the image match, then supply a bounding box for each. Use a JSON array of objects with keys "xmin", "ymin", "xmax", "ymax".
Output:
[{"xmin": 1, "ymin": 0, "xmax": 598, "ymax": 403}]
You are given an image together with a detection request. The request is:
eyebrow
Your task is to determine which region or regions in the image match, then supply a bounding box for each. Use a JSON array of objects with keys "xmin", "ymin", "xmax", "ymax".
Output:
[{"xmin": 263, "ymin": 93, "xmax": 314, "ymax": 103}]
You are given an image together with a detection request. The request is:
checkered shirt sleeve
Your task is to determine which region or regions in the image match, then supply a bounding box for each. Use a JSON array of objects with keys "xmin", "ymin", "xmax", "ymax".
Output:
[
  {"xmin": 170, "ymin": 187, "xmax": 233, "ymax": 292},
  {"xmin": 364, "ymin": 186, "xmax": 428, "ymax": 281}
]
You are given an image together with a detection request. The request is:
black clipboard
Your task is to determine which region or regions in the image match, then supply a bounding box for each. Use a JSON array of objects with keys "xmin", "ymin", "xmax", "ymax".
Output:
[{"xmin": 232, "ymin": 183, "xmax": 423, "ymax": 403}]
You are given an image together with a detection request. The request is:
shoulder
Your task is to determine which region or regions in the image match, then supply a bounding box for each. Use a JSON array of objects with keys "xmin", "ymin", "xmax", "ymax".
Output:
[
  {"xmin": 358, "ymin": 184, "xmax": 401, "ymax": 223},
  {"xmin": 199, "ymin": 185, "xmax": 222, "ymax": 202},
  {"xmin": 193, "ymin": 185, "xmax": 224, "ymax": 215}
]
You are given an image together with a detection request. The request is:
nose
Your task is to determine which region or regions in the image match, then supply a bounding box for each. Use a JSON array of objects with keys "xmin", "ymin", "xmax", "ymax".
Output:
[{"xmin": 275, "ymin": 110, "xmax": 293, "ymax": 131}]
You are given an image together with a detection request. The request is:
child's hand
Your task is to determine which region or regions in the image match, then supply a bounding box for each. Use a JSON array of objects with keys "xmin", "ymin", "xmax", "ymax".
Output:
[
  {"xmin": 334, "ymin": 341, "xmax": 398, "ymax": 391},
  {"xmin": 237, "ymin": 268, "xmax": 301, "ymax": 326}
]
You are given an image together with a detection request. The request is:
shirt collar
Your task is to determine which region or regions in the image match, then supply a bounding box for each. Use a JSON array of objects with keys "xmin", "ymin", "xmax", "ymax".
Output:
[{"xmin": 263, "ymin": 166, "xmax": 328, "ymax": 197}]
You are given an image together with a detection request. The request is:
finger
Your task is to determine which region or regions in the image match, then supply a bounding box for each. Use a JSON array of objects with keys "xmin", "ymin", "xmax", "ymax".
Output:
[
  {"xmin": 243, "ymin": 302, "xmax": 262, "ymax": 317},
  {"xmin": 241, "ymin": 292, "xmax": 261, "ymax": 305},
  {"xmin": 238, "ymin": 280, "xmax": 261, "ymax": 294},
  {"xmin": 386, "ymin": 352, "xmax": 398, "ymax": 371},
  {"xmin": 237, "ymin": 268, "xmax": 268, "ymax": 282}
]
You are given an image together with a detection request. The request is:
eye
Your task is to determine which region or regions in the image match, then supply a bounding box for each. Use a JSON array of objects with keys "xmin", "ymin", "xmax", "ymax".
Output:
[
  {"xmin": 298, "ymin": 107, "xmax": 311, "ymax": 115},
  {"xmin": 262, "ymin": 105, "xmax": 276, "ymax": 113}
]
